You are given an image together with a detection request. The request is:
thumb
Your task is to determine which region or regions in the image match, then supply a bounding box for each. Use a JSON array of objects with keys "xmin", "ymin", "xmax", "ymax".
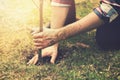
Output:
[
  {"xmin": 31, "ymin": 28, "xmax": 39, "ymax": 35},
  {"xmin": 50, "ymin": 54, "xmax": 57, "ymax": 64}
]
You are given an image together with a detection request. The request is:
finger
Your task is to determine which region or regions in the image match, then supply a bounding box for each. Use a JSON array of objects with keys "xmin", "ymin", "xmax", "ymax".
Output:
[
  {"xmin": 34, "ymin": 42, "xmax": 49, "ymax": 49},
  {"xmin": 34, "ymin": 45, "xmax": 43, "ymax": 49},
  {"xmin": 27, "ymin": 54, "xmax": 39, "ymax": 65},
  {"xmin": 33, "ymin": 39, "xmax": 43, "ymax": 43},
  {"xmin": 31, "ymin": 31, "xmax": 39, "ymax": 35},
  {"xmin": 33, "ymin": 33, "xmax": 43, "ymax": 39},
  {"xmin": 50, "ymin": 54, "xmax": 57, "ymax": 64},
  {"xmin": 34, "ymin": 41, "xmax": 47, "ymax": 48},
  {"xmin": 31, "ymin": 28, "xmax": 39, "ymax": 34},
  {"xmin": 34, "ymin": 40, "xmax": 52, "ymax": 49},
  {"xmin": 34, "ymin": 43, "xmax": 42, "ymax": 46}
]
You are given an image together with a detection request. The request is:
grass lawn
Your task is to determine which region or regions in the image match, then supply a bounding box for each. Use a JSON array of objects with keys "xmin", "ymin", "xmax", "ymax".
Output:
[{"xmin": 0, "ymin": 0, "xmax": 120, "ymax": 80}]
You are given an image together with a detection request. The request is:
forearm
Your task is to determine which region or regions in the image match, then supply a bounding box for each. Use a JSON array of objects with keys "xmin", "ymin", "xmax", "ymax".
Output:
[{"xmin": 57, "ymin": 12, "xmax": 104, "ymax": 40}]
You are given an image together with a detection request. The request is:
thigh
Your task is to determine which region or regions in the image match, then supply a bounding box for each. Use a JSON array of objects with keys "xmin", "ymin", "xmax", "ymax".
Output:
[
  {"xmin": 96, "ymin": 16, "xmax": 120, "ymax": 50},
  {"xmin": 51, "ymin": 0, "xmax": 76, "ymax": 25},
  {"xmin": 51, "ymin": 0, "xmax": 73, "ymax": 5},
  {"xmin": 65, "ymin": 0, "xmax": 76, "ymax": 25}
]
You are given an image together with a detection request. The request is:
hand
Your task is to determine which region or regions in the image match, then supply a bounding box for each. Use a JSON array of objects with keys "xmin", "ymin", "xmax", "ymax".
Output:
[
  {"xmin": 32, "ymin": 27, "xmax": 59, "ymax": 49},
  {"xmin": 31, "ymin": 27, "xmax": 59, "ymax": 64},
  {"xmin": 41, "ymin": 43, "xmax": 58, "ymax": 64}
]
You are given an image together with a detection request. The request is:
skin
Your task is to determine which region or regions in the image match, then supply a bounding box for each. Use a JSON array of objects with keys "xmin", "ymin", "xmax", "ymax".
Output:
[
  {"xmin": 33, "ymin": 12, "xmax": 104, "ymax": 63},
  {"xmin": 40, "ymin": 6, "xmax": 70, "ymax": 64},
  {"xmin": 37, "ymin": 0, "xmax": 76, "ymax": 64}
]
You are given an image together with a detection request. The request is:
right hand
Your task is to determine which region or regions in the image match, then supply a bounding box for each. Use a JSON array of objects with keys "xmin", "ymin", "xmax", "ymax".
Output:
[
  {"xmin": 32, "ymin": 27, "xmax": 60, "ymax": 49},
  {"xmin": 31, "ymin": 27, "xmax": 60, "ymax": 64}
]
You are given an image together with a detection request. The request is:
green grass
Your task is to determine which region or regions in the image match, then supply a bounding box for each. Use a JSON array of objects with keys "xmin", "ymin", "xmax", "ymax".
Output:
[{"xmin": 0, "ymin": 0, "xmax": 120, "ymax": 80}]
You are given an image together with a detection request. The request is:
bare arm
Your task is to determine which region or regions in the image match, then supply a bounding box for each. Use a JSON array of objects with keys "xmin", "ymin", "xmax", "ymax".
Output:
[
  {"xmin": 33, "ymin": 1, "xmax": 119, "ymax": 49},
  {"xmin": 57, "ymin": 12, "xmax": 104, "ymax": 40},
  {"xmin": 33, "ymin": 12, "xmax": 104, "ymax": 49}
]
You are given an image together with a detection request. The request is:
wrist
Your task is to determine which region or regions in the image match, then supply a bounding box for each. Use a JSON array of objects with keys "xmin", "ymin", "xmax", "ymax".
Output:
[{"xmin": 56, "ymin": 28, "xmax": 66, "ymax": 41}]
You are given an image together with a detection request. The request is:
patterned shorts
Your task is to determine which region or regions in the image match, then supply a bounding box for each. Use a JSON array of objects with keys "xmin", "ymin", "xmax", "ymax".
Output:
[{"xmin": 51, "ymin": 0, "xmax": 73, "ymax": 6}]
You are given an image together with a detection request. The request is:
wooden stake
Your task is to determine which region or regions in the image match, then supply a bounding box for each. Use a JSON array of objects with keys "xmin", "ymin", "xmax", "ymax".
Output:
[
  {"xmin": 27, "ymin": 0, "xmax": 43, "ymax": 65},
  {"xmin": 39, "ymin": 0, "xmax": 43, "ymax": 32}
]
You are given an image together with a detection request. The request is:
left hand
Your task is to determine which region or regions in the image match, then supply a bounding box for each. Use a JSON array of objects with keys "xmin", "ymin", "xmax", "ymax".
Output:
[{"xmin": 41, "ymin": 43, "xmax": 58, "ymax": 64}]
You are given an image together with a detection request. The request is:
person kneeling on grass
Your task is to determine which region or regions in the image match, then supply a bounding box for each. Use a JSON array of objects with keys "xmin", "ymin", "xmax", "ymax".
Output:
[{"xmin": 32, "ymin": 0, "xmax": 120, "ymax": 64}]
